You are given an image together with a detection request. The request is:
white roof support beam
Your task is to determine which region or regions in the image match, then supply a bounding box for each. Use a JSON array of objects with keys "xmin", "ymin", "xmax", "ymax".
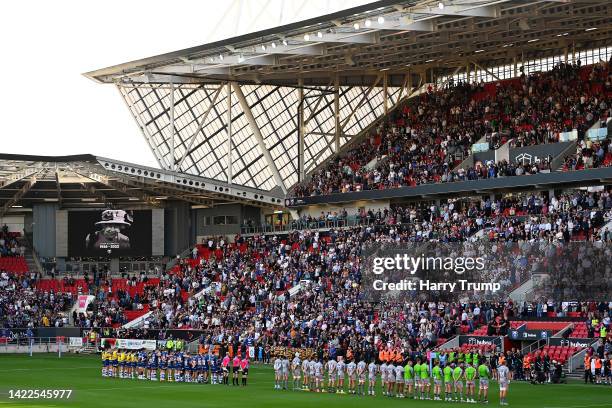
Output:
[
  {"xmin": 0, "ymin": 166, "xmax": 42, "ymax": 189},
  {"xmin": 176, "ymin": 85, "xmax": 224, "ymax": 171},
  {"xmin": 413, "ymin": 5, "xmax": 499, "ymax": 18},
  {"xmin": 231, "ymin": 83, "xmax": 288, "ymax": 194},
  {"xmin": 301, "ymin": 32, "xmax": 378, "ymax": 45},
  {"xmin": 374, "ymin": 19, "xmax": 435, "ymax": 32},
  {"xmin": 0, "ymin": 176, "xmax": 38, "ymax": 218}
]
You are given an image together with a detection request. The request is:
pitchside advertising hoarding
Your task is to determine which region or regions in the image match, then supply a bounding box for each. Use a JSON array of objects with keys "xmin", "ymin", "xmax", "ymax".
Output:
[
  {"xmin": 67, "ymin": 209, "xmax": 152, "ymax": 256},
  {"xmin": 509, "ymin": 328, "xmax": 553, "ymax": 341},
  {"xmin": 361, "ymin": 241, "xmax": 609, "ymax": 303},
  {"xmin": 547, "ymin": 337, "xmax": 597, "ymax": 348}
]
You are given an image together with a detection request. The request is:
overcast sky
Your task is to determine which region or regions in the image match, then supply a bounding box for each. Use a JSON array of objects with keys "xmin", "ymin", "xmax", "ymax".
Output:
[{"xmin": 1, "ymin": 0, "xmax": 369, "ymax": 168}]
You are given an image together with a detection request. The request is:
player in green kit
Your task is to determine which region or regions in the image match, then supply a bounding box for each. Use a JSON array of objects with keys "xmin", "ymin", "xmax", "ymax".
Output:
[
  {"xmin": 432, "ymin": 360, "xmax": 443, "ymax": 401},
  {"xmin": 420, "ymin": 360, "xmax": 431, "ymax": 400},
  {"xmin": 453, "ymin": 362, "xmax": 465, "ymax": 402},
  {"xmin": 443, "ymin": 363, "xmax": 453, "ymax": 402},
  {"xmin": 478, "ymin": 361, "xmax": 490, "ymax": 404},
  {"xmin": 404, "ymin": 360, "xmax": 415, "ymax": 399},
  {"xmin": 465, "ymin": 363, "xmax": 477, "ymax": 403},
  {"xmin": 413, "ymin": 358, "xmax": 422, "ymax": 400}
]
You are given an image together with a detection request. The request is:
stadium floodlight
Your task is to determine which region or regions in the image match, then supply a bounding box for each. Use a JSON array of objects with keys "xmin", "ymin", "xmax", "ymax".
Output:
[
  {"xmin": 282, "ymin": 39, "xmax": 288, "ymax": 46},
  {"xmin": 271, "ymin": 42, "xmax": 276, "ymax": 48},
  {"xmin": 364, "ymin": 19, "xmax": 372, "ymax": 28},
  {"xmin": 261, "ymin": 44, "xmax": 266, "ymax": 51},
  {"xmin": 438, "ymin": 2, "xmax": 444, "ymax": 10},
  {"xmin": 317, "ymin": 31, "xmax": 323, "ymax": 38},
  {"xmin": 527, "ymin": 38, "xmax": 539, "ymax": 43},
  {"xmin": 377, "ymin": 16, "xmax": 384, "ymax": 24},
  {"xmin": 219, "ymin": 54, "xmax": 224, "ymax": 60},
  {"xmin": 585, "ymin": 27, "xmax": 598, "ymax": 31},
  {"xmin": 237, "ymin": 54, "xmax": 245, "ymax": 63},
  {"xmin": 303, "ymin": 33, "xmax": 310, "ymax": 41},
  {"xmin": 353, "ymin": 22, "xmax": 360, "ymax": 30}
]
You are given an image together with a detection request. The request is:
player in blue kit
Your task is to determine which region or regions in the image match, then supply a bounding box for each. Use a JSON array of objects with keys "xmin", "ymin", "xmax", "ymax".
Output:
[
  {"xmin": 137, "ymin": 350, "xmax": 147, "ymax": 380},
  {"xmin": 148, "ymin": 352, "xmax": 158, "ymax": 381},
  {"xmin": 202, "ymin": 353, "xmax": 210, "ymax": 383},
  {"xmin": 183, "ymin": 353, "xmax": 192, "ymax": 383},
  {"xmin": 159, "ymin": 352, "xmax": 167, "ymax": 381},
  {"xmin": 175, "ymin": 352, "xmax": 183, "ymax": 382}
]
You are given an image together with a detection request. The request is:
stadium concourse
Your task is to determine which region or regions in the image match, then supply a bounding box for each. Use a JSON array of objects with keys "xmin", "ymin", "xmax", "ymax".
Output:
[{"xmin": 2, "ymin": 0, "xmax": 612, "ymax": 407}]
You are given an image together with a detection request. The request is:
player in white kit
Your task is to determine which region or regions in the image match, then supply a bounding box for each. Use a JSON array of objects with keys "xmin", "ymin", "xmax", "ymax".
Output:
[
  {"xmin": 327, "ymin": 358, "xmax": 337, "ymax": 393},
  {"xmin": 386, "ymin": 363, "xmax": 396, "ymax": 397},
  {"xmin": 336, "ymin": 357, "xmax": 346, "ymax": 394},
  {"xmin": 380, "ymin": 362, "xmax": 388, "ymax": 395},
  {"xmin": 395, "ymin": 362, "xmax": 405, "ymax": 398},
  {"xmin": 314, "ymin": 359, "xmax": 324, "ymax": 393},
  {"xmin": 291, "ymin": 353, "xmax": 301, "ymax": 391},
  {"xmin": 347, "ymin": 359, "xmax": 357, "ymax": 394},
  {"xmin": 308, "ymin": 359, "xmax": 316, "ymax": 391},
  {"xmin": 497, "ymin": 362, "xmax": 510, "ymax": 406},
  {"xmin": 273, "ymin": 357, "xmax": 283, "ymax": 389},
  {"xmin": 368, "ymin": 360, "xmax": 378, "ymax": 396},
  {"xmin": 301, "ymin": 358, "xmax": 310, "ymax": 390},
  {"xmin": 357, "ymin": 359, "xmax": 367, "ymax": 396},
  {"xmin": 281, "ymin": 357, "xmax": 290, "ymax": 390}
]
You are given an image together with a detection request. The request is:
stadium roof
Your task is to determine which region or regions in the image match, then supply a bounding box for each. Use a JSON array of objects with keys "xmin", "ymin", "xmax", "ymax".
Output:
[
  {"xmin": 0, "ymin": 154, "xmax": 284, "ymax": 216},
  {"xmin": 84, "ymin": 0, "xmax": 612, "ymax": 192}
]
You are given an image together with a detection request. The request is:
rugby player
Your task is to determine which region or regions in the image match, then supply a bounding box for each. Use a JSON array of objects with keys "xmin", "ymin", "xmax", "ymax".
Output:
[
  {"xmin": 347, "ymin": 358, "xmax": 357, "ymax": 394},
  {"xmin": 291, "ymin": 353, "xmax": 301, "ymax": 391},
  {"xmin": 301, "ymin": 357, "xmax": 310, "ymax": 390},
  {"xmin": 386, "ymin": 361, "xmax": 396, "ymax": 397},
  {"xmin": 404, "ymin": 359, "xmax": 415, "ymax": 399},
  {"xmin": 419, "ymin": 358, "xmax": 431, "ymax": 400},
  {"xmin": 453, "ymin": 362, "xmax": 465, "ymax": 402},
  {"xmin": 432, "ymin": 359, "xmax": 443, "ymax": 401},
  {"xmin": 336, "ymin": 356, "xmax": 346, "ymax": 394},
  {"xmin": 394, "ymin": 360, "xmax": 404, "ymax": 398},
  {"xmin": 443, "ymin": 360, "xmax": 453, "ymax": 402},
  {"xmin": 367, "ymin": 360, "xmax": 378, "ymax": 396},
  {"xmin": 357, "ymin": 359, "xmax": 367, "ymax": 396},
  {"xmin": 497, "ymin": 359, "xmax": 510, "ymax": 406},
  {"xmin": 326, "ymin": 356, "xmax": 337, "ymax": 393},
  {"xmin": 281, "ymin": 355, "xmax": 290, "ymax": 390},
  {"xmin": 478, "ymin": 360, "xmax": 491, "ymax": 404},
  {"xmin": 273, "ymin": 355, "xmax": 283, "ymax": 389},
  {"xmin": 465, "ymin": 362, "xmax": 477, "ymax": 403}
]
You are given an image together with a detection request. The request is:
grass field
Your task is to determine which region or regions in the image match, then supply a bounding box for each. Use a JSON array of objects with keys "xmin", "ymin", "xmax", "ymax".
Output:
[{"xmin": 0, "ymin": 354, "xmax": 611, "ymax": 408}]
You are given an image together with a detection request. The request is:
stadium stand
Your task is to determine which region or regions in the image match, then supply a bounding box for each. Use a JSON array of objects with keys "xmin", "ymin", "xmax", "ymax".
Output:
[{"xmin": 292, "ymin": 61, "xmax": 612, "ymax": 197}]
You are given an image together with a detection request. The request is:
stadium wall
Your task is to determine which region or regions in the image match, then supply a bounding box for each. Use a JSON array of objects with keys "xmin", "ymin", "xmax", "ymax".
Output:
[
  {"xmin": 194, "ymin": 204, "xmax": 262, "ymax": 236},
  {"xmin": 164, "ymin": 201, "xmax": 191, "ymax": 256},
  {"xmin": 33, "ymin": 204, "xmax": 58, "ymax": 258}
]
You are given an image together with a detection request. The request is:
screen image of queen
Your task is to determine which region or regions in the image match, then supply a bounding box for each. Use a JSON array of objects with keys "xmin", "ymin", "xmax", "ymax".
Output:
[
  {"xmin": 68, "ymin": 209, "xmax": 151, "ymax": 256},
  {"xmin": 85, "ymin": 209, "xmax": 133, "ymax": 251}
]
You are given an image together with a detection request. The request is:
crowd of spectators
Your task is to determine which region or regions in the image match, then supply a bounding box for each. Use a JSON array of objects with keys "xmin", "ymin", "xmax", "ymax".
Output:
[
  {"xmin": 563, "ymin": 137, "xmax": 612, "ymax": 170},
  {"xmin": 62, "ymin": 189, "xmax": 608, "ymax": 358},
  {"xmin": 293, "ymin": 60, "xmax": 612, "ymax": 197},
  {"xmin": 0, "ymin": 225, "xmax": 25, "ymax": 257},
  {"xmin": 1, "ymin": 191, "xmax": 611, "ymax": 362},
  {"xmin": 0, "ymin": 270, "xmax": 73, "ymax": 328}
]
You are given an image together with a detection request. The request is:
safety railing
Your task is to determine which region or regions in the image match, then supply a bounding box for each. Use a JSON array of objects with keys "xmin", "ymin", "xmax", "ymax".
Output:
[{"xmin": 240, "ymin": 217, "xmax": 383, "ymax": 234}]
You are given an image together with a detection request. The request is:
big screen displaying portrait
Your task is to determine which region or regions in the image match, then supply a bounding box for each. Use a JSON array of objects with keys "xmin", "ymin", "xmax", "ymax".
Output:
[{"xmin": 68, "ymin": 209, "xmax": 152, "ymax": 256}]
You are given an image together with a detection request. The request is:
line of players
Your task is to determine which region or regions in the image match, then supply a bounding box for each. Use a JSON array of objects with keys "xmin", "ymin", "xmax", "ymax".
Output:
[
  {"xmin": 274, "ymin": 354, "xmax": 510, "ymax": 405},
  {"xmin": 101, "ymin": 349, "xmax": 250, "ymax": 385}
]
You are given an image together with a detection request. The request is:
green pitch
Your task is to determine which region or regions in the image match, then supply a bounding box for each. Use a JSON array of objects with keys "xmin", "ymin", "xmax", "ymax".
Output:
[{"xmin": 0, "ymin": 354, "xmax": 611, "ymax": 408}]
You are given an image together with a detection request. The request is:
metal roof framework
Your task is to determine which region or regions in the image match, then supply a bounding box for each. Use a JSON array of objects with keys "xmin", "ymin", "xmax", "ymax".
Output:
[
  {"xmin": 84, "ymin": 0, "xmax": 612, "ymax": 193},
  {"xmin": 0, "ymin": 154, "xmax": 284, "ymax": 215}
]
